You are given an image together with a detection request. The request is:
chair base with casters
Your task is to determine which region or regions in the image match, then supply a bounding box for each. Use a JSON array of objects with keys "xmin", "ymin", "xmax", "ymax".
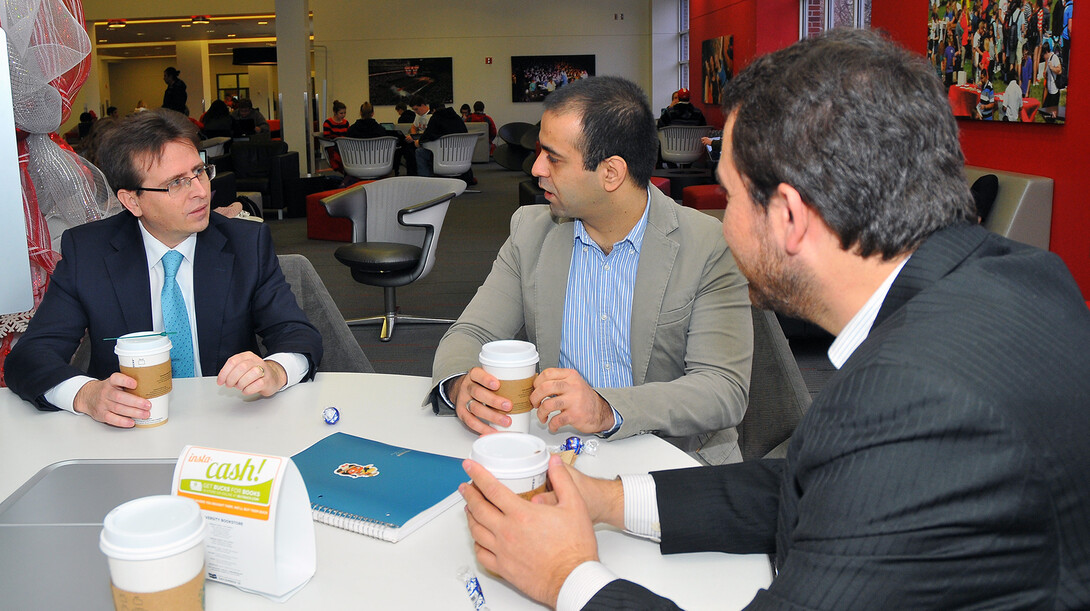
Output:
[
  {"xmin": 321, "ymin": 177, "xmax": 467, "ymax": 342},
  {"xmin": 333, "ymin": 241, "xmax": 455, "ymax": 341}
]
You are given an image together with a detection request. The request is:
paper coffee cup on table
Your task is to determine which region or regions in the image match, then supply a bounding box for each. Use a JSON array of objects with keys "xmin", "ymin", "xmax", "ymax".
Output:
[
  {"xmin": 471, "ymin": 433, "xmax": 549, "ymax": 500},
  {"xmin": 114, "ymin": 332, "xmax": 172, "ymax": 427},
  {"xmin": 100, "ymin": 495, "xmax": 208, "ymax": 611},
  {"xmin": 479, "ymin": 340, "xmax": 538, "ymax": 433}
]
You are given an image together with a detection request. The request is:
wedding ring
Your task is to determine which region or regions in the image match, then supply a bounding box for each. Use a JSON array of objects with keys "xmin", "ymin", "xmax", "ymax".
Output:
[
  {"xmin": 465, "ymin": 398, "xmax": 474, "ymax": 411},
  {"xmin": 257, "ymin": 365, "xmax": 265, "ymax": 377}
]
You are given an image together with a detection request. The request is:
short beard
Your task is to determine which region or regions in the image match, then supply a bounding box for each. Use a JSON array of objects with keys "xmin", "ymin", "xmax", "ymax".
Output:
[{"xmin": 736, "ymin": 227, "xmax": 819, "ymax": 322}]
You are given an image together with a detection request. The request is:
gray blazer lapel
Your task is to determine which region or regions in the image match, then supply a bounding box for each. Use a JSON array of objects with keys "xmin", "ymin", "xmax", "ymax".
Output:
[
  {"xmin": 629, "ymin": 191, "xmax": 680, "ymax": 385},
  {"xmin": 534, "ymin": 219, "xmax": 574, "ymax": 368}
]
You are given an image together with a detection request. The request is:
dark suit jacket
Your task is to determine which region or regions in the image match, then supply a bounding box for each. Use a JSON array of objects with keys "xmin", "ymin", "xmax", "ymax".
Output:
[
  {"xmin": 5, "ymin": 212, "xmax": 323, "ymax": 410},
  {"xmin": 346, "ymin": 117, "xmax": 398, "ymax": 140},
  {"xmin": 585, "ymin": 223, "xmax": 1090, "ymax": 609}
]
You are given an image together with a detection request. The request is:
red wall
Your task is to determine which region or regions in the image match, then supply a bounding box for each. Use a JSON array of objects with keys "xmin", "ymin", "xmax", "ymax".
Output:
[
  {"xmin": 690, "ymin": 0, "xmax": 1090, "ymax": 297},
  {"xmin": 689, "ymin": 0, "xmax": 799, "ymax": 127}
]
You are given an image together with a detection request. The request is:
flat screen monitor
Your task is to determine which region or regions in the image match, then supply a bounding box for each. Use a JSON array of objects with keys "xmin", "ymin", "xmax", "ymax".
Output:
[{"xmin": 231, "ymin": 118, "xmax": 257, "ymax": 137}]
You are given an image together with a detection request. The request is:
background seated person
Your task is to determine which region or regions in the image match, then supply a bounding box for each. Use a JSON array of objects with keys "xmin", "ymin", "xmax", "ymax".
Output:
[
  {"xmin": 467, "ymin": 100, "xmax": 499, "ymax": 155},
  {"xmin": 657, "ymin": 88, "xmax": 706, "ymax": 127},
  {"xmin": 199, "ymin": 99, "xmax": 233, "ymax": 138},
  {"xmin": 323, "ymin": 100, "xmax": 350, "ymax": 138},
  {"xmin": 415, "ymin": 101, "xmax": 475, "ymax": 184},
  {"xmin": 231, "ymin": 98, "xmax": 269, "ymax": 135}
]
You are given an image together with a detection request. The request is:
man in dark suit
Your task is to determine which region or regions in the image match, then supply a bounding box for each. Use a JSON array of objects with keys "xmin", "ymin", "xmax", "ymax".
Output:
[
  {"xmin": 459, "ymin": 29, "xmax": 1090, "ymax": 609},
  {"xmin": 5, "ymin": 109, "xmax": 323, "ymax": 428}
]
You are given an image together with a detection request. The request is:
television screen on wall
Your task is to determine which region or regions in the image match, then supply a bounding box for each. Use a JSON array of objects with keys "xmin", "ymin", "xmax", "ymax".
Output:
[
  {"xmin": 511, "ymin": 54, "xmax": 595, "ymax": 103},
  {"xmin": 368, "ymin": 57, "xmax": 453, "ymax": 106}
]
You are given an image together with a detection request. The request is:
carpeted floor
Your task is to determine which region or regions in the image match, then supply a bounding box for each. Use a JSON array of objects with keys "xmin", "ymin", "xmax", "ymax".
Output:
[{"xmin": 267, "ymin": 162, "xmax": 837, "ymax": 397}]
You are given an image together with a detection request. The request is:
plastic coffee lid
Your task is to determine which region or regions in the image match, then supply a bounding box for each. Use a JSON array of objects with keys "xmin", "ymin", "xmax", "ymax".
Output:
[
  {"xmin": 100, "ymin": 496, "xmax": 207, "ymax": 561},
  {"xmin": 471, "ymin": 433, "xmax": 549, "ymax": 479},
  {"xmin": 114, "ymin": 332, "xmax": 172, "ymax": 357},
  {"xmin": 479, "ymin": 340, "xmax": 539, "ymax": 369}
]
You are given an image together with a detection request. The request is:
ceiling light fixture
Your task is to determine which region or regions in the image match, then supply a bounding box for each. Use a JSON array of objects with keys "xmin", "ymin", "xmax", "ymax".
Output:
[
  {"xmin": 191, "ymin": 15, "xmax": 212, "ymax": 25},
  {"xmin": 107, "ymin": 19, "xmax": 126, "ymax": 29}
]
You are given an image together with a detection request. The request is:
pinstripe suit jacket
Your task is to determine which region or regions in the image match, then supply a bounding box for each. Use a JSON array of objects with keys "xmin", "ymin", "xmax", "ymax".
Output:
[
  {"xmin": 431, "ymin": 188, "xmax": 753, "ymax": 450},
  {"xmin": 585, "ymin": 223, "xmax": 1090, "ymax": 609}
]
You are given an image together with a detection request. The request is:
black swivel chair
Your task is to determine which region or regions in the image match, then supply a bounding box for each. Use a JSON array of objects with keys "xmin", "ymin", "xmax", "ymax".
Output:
[{"xmin": 321, "ymin": 177, "xmax": 467, "ymax": 341}]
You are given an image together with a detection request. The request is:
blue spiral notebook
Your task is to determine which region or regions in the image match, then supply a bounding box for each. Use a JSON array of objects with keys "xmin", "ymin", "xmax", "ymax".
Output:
[{"xmin": 291, "ymin": 432, "xmax": 468, "ymax": 542}]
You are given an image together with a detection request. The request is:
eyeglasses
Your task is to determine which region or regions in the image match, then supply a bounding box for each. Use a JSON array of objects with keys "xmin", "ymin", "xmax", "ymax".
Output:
[{"xmin": 136, "ymin": 164, "xmax": 216, "ymax": 197}]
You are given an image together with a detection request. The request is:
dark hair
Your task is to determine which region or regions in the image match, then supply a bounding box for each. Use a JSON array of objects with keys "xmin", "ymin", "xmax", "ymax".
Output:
[
  {"xmin": 460, "ymin": 103, "xmax": 471, "ymax": 114},
  {"xmin": 79, "ymin": 112, "xmax": 93, "ymax": 123},
  {"xmin": 359, "ymin": 102, "xmax": 374, "ymax": 118},
  {"xmin": 332, "ymin": 99, "xmax": 346, "ymax": 113},
  {"xmin": 473, "ymin": 101, "xmax": 485, "ymax": 112},
  {"xmin": 395, "ymin": 102, "xmax": 407, "ymax": 113},
  {"xmin": 541, "ymin": 75, "xmax": 657, "ymax": 188},
  {"xmin": 408, "ymin": 95, "xmax": 427, "ymax": 108},
  {"xmin": 204, "ymin": 99, "xmax": 230, "ymax": 118},
  {"xmin": 236, "ymin": 98, "xmax": 254, "ymax": 110},
  {"xmin": 98, "ymin": 108, "xmax": 200, "ymax": 195},
  {"xmin": 721, "ymin": 28, "xmax": 975, "ymax": 259},
  {"xmin": 164, "ymin": 67, "xmax": 180, "ymax": 78},
  {"xmin": 106, "ymin": 106, "xmax": 118, "ymax": 116}
]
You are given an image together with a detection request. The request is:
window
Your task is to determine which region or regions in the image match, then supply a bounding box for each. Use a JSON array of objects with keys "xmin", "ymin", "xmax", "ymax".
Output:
[
  {"xmin": 679, "ymin": 0, "xmax": 690, "ymax": 90},
  {"xmin": 216, "ymin": 73, "xmax": 250, "ymax": 103},
  {"xmin": 802, "ymin": 0, "xmax": 870, "ymax": 38}
]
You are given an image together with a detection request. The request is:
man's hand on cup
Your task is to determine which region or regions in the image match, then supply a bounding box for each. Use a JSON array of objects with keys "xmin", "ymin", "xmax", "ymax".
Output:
[
  {"xmin": 531, "ymin": 368, "xmax": 615, "ymax": 434},
  {"xmin": 449, "ymin": 368, "xmax": 512, "ymax": 434},
  {"xmin": 216, "ymin": 352, "xmax": 285, "ymax": 397},
  {"xmin": 531, "ymin": 462, "xmax": 627, "ymax": 529},
  {"xmin": 74, "ymin": 373, "xmax": 151, "ymax": 428},
  {"xmin": 460, "ymin": 455, "xmax": 599, "ymax": 607}
]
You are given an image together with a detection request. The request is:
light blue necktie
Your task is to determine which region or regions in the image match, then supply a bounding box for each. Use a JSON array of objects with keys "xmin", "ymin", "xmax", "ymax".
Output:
[{"xmin": 161, "ymin": 250, "xmax": 195, "ymax": 378}]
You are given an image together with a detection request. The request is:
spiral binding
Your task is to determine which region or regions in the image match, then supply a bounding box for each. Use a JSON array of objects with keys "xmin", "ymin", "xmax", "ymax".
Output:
[{"xmin": 311, "ymin": 503, "xmax": 398, "ymax": 542}]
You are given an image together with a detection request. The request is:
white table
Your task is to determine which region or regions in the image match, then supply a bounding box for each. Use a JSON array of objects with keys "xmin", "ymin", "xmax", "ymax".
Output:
[{"xmin": 0, "ymin": 373, "xmax": 771, "ymax": 609}]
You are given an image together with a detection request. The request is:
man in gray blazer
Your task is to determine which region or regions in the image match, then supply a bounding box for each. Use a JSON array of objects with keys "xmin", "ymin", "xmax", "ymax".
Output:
[
  {"xmin": 459, "ymin": 30, "xmax": 1090, "ymax": 609},
  {"xmin": 430, "ymin": 76, "xmax": 752, "ymax": 462}
]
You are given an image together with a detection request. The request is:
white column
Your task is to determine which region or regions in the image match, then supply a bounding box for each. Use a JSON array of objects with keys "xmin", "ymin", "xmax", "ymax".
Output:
[
  {"xmin": 175, "ymin": 40, "xmax": 211, "ymax": 116},
  {"xmin": 275, "ymin": 0, "xmax": 312, "ymax": 175}
]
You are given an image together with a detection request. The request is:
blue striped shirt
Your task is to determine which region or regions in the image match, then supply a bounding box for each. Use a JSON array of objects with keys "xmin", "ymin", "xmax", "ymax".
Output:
[{"xmin": 559, "ymin": 191, "xmax": 650, "ymax": 395}]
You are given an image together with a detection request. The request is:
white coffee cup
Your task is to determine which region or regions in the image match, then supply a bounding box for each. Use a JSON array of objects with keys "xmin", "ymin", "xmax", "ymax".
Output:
[
  {"xmin": 114, "ymin": 332, "xmax": 173, "ymax": 427},
  {"xmin": 479, "ymin": 340, "xmax": 539, "ymax": 433},
  {"xmin": 99, "ymin": 495, "xmax": 208, "ymax": 610},
  {"xmin": 471, "ymin": 433, "xmax": 549, "ymax": 500}
]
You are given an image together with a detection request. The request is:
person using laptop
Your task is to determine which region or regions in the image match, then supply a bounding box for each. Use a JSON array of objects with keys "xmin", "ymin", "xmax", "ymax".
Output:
[{"xmin": 230, "ymin": 98, "xmax": 269, "ymax": 135}]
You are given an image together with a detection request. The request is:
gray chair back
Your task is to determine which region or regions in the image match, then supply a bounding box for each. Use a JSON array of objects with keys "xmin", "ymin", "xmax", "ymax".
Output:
[
  {"xmin": 422, "ymin": 133, "xmax": 480, "ymax": 176},
  {"xmin": 738, "ymin": 306, "xmax": 812, "ymax": 460},
  {"xmin": 321, "ymin": 176, "xmax": 467, "ymax": 246},
  {"xmin": 276, "ymin": 254, "xmax": 374, "ymax": 373},
  {"xmin": 658, "ymin": 125, "xmax": 712, "ymax": 164},
  {"xmin": 336, "ymin": 136, "xmax": 398, "ymax": 180}
]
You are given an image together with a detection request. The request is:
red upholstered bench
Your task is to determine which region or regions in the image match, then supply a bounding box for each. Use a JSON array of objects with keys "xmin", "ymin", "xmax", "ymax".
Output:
[
  {"xmin": 681, "ymin": 184, "xmax": 723, "ymax": 210},
  {"xmin": 650, "ymin": 175, "xmax": 671, "ymax": 198},
  {"xmin": 306, "ymin": 188, "xmax": 352, "ymax": 242}
]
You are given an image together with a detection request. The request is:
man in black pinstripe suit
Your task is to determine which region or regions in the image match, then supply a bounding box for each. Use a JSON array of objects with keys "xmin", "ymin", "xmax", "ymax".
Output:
[{"xmin": 459, "ymin": 28, "xmax": 1090, "ymax": 610}]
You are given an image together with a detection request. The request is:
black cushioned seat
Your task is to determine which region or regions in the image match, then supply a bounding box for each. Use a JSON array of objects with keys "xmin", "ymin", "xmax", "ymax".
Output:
[{"xmin": 334, "ymin": 242, "xmax": 422, "ymax": 285}]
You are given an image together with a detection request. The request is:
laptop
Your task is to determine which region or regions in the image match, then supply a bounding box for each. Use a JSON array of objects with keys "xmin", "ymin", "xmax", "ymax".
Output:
[{"xmin": 231, "ymin": 117, "xmax": 257, "ymax": 138}]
